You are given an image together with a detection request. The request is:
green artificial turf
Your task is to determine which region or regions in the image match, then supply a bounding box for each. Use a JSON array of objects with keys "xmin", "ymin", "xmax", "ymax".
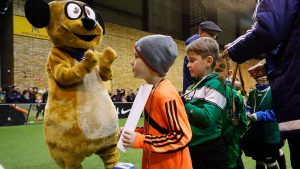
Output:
[
  {"xmin": 0, "ymin": 117, "xmax": 292, "ymax": 169},
  {"xmin": 0, "ymin": 119, "xmax": 143, "ymax": 169}
]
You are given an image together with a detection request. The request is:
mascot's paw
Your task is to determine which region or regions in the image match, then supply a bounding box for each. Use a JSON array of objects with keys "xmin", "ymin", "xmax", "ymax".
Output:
[
  {"xmin": 112, "ymin": 162, "xmax": 136, "ymax": 169},
  {"xmin": 102, "ymin": 47, "xmax": 117, "ymax": 64},
  {"xmin": 83, "ymin": 49, "xmax": 98, "ymax": 71},
  {"xmin": 99, "ymin": 47, "xmax": 117, "ymax": 81}
]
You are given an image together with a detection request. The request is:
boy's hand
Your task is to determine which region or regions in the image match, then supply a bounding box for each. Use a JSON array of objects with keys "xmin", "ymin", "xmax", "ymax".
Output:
[
  {"xmin": 247, "ymin": 113, "xmax": 257, "ymax": 121},
  {"xmin": 231, "ymin": 118, "xmax": 239, "ymax": 126},
  {"xmin": 122, "ymin": 130, "xmax": 136, "ymax": 148}
]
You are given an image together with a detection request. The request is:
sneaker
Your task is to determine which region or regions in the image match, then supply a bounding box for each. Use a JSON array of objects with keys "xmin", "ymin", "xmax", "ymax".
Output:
[{"xmin": 112, "ymin": 162, "xmax": 136, "ymax": 169}]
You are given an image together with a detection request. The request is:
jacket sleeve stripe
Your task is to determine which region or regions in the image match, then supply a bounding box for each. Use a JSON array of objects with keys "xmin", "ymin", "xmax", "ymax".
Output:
[
  {"xmin": 144, "ymin": 100, "xmax": 185, "ymax": 149},
  {"xmin": 144, "ymin": 110, "xmax": 169, "ymax": 134},
  {"xmin": 166, "ymin": 100, "xmax": 174, "ymax": 131},
  {"xmin": 193, "ymin": 86, "xmax": 227, "ymax": 109},
  {"xmin": 169, "ymin": 100, "xmax": 178, "ymax": 131},
  {"xmin": 172, "ymin": 100, "xmax": 183, "ymax": 133}
]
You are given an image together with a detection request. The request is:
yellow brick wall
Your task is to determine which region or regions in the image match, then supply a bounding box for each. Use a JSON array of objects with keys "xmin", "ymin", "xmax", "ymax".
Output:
[
  {"xmin": 13, "ymin": 36, "xmax": 51, "ymax": 89},
  {"xmin": 13, "ymin": 23, "xmax": 186, "ymax": 92}
]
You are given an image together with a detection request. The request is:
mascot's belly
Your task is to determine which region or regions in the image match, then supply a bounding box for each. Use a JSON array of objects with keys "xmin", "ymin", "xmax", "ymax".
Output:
[
  {"xmin": 44, "ymin": 69, "xmax": 118, "ymax": 146},
  {"xmin": 77, "ymin": 70, "xmax": 118, "ymax": 139}
]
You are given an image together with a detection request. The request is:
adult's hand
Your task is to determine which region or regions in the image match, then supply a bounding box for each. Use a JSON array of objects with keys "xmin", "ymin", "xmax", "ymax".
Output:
[
  {"xmin": 220, "ymin": 43, "xmax": 232, "ymax": 58},
  {"xmin": 248, "ymin": 59, "xmax": 266, "ymax": 79},
  {"xmin": 221, "ymin": 48, "xmax": 230, "ymax": 59}
]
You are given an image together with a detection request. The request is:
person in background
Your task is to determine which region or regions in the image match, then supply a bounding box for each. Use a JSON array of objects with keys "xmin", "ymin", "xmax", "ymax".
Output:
[
  {"xmin": 34, "ymin": 88, "xmax": 42, "ymax": 101},
  {"xmin": 111, "ymin": 89, "xmax": 122, "ymax": 102},
  {"xmin": 126, "ymin": 90, "xmax": 136, "ymax": 102},
  {"xmin": 120, "ymin": 89, "xmax": 127, "ymax": 103},
  {"xmin": 22, "ymin": 90, "xmax": 31, "ymax": 103},
  {"xmin": 28, "ymin": 87, "xmax": 36, "ymax": 103},
  {"xmin": 214, "ymin": 57, "xmax": 248, "ymax": 169},
  {"xmin": 246, "ymin": 76, "xmax": 282, "ymax": 169},
  {"xmin": 0, "ymin": 87, "xmax": 6, "ymax": 103},
  {"xmin": 35, "ymin": 94, "xmax": 44, "ymax": 121},
  {"xmin": 42, "ymin": 89, "xmax": 48, "ymax": 103},
  {"xmin": 6, "ymin": 86, "xmax": 22, "ymax": 103}
]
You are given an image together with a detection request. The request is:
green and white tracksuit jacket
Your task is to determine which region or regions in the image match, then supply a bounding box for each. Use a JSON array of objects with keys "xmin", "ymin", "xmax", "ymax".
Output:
[
  {"xmin": 222, "ymin": 84, "xmax": 248, "ymax": 169},
  {"xmin": 184, "ymin": 73, "xmax": 227, "ymax": 147},
  {"xmin": 247, "ymin": 86, "xmax": 280, "ymax": 144}
]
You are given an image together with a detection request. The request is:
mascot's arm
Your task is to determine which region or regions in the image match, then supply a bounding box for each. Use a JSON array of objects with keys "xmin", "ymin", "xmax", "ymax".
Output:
[
  {"xmin": 48, "ymin": 48, "xmax": 98, "ymax": 86},
  {"xmin": 97, "ymin": 47, "xmax": 117, "ymax": 81}
]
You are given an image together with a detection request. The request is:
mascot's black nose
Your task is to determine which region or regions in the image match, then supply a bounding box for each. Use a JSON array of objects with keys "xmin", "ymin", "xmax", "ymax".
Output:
[{"xmin": 81, "ymin": 18, "xmax": 96, "ymax": 30}]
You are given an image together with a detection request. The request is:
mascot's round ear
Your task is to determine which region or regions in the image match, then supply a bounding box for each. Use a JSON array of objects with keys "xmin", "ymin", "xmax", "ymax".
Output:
[
  {"xmin": 96, "ymin": 13, "xmax": 105, "ymax": 35},
  {"xmin": 25, "ymin": 0, "xmax": 50, "ymax": 28},
  {"xmin": 84, "ymin": 0, "xmax": 94, "ymax": 8}
]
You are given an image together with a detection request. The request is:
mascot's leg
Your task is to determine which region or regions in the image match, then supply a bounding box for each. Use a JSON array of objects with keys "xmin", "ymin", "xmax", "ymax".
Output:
[
  {"xmin": 64, "ymin": 156, "xmax": 84, "ymax": 169},
  {"xmin": 95, "ymin": 131, "xmax": 120, "ymax": 169},
  {"xmin": 53, "ymin": 156, "xmax": 84, "ymax": 169},
  {"xmin": 50, "ymin": 149, "xmax": 85, "ymax": 169},
  {"xmin": 53, "ymin": 157, "xmax": 65, "ymax": 169}
]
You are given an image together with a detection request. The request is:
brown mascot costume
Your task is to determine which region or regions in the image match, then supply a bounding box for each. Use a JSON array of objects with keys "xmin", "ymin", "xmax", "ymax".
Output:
[{"xmin": 24, "ymin": 0, "xmax": 120, "ymax": 168}]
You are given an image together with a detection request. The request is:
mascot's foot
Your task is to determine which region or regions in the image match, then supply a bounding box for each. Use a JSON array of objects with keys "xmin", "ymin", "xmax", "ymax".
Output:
[{"xmin": 112, "ymin": 162, "xmax": 136, "ymax": 169}]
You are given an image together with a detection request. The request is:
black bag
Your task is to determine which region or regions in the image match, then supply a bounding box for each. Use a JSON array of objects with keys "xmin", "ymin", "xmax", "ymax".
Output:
[{"xmin": 240, "ymin": 126, "xmax": 254, "ymax": 157}]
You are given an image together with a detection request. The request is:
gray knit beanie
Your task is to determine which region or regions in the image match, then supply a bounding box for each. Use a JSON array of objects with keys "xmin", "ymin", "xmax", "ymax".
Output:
[{"xmin": 135, "ymin": 35, "xmax": 178, "ymax": 76}]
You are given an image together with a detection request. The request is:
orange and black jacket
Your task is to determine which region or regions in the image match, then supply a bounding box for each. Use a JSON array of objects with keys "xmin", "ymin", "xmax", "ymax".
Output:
[{"xmin": 132, "ymin": 79, "xmax": 192, "ymax": 169}]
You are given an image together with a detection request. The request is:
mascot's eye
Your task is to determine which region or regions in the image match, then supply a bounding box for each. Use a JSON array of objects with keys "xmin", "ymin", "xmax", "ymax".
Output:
[
  {"xmin": 65, "ymin": 2, "xmax": 82, "ymax": 20},
  {"xmin": 84, "ymin": 6, "xmax": 96, "ymax": 21}
]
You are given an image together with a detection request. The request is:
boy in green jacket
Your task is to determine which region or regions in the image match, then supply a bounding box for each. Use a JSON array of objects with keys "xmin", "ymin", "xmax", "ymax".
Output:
[
  {"xmin": 214, "ymin": 57, "xmax": 248, "ymax": 169},
  {"xmin": 183, "ymin": 37, "xmax": 227, "ymax": 169},
  {"xmin": 246, "ymin": 76, "xmax": 281, "ymax": 169}
]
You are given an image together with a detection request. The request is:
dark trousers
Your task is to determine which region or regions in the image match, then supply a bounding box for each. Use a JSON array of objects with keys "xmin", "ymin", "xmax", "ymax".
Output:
[
  {"xmin": 190, "ymin": 137, "xmax": 228, "ymax": 169},
  {"xmin": 228, "ymin": 149, "xmax": 245, "ymax": 169},
  {"xmin": 231, "ymin": 154, "xmax": 245, "ymax": 169},
  {"xmin": 288, "ymin": 137, "xmax": 300, "ymax": 169}
]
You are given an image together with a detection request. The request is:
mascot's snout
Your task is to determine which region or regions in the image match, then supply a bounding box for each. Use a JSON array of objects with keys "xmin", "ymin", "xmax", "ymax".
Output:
[{"xmin": 82, "ymin": 17, "xmax": 96, "ymax": 30}]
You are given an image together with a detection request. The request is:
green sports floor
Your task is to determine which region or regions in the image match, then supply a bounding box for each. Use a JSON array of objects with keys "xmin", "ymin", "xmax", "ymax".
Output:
[{"xmin": 0, "ymin": 117, "xmax": 291, "ymax": 169}]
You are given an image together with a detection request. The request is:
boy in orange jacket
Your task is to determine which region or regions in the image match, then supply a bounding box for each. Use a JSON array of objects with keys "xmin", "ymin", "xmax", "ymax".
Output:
[{"xmin": 121, "ymin": 34, "xmax": 193, "ymax": 169}]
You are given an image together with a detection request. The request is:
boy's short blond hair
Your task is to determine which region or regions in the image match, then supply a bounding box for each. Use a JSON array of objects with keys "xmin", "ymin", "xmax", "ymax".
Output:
[{"xmin": 185, "ymin": 37, "xmax": 219, "ymax": 68}]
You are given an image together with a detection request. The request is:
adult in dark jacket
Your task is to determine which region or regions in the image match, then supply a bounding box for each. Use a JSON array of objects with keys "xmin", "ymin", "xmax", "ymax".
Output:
[
  {"xmin": 223, "ymin": 0, "xmax": 300, "ymax": 168},
  {"xmin": 183, "ymin": 21, "xmax": 222, "ymax": 92}
]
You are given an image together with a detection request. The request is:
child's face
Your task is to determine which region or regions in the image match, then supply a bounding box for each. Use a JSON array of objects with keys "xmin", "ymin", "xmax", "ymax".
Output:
[
  {"xmin": 214, "ymin": 58, "xmax": 228, "ymax": 84},
  {"xmin": 130, "ymin": 51, "xmax": 151, "ymax": 79},
  {"xmin": 256, "ymin": 76, "xmax": 268, "ymax": 85},
  {"xmin": 187, "ymin": 51, "xmax": 212, "ymax": 78}
]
